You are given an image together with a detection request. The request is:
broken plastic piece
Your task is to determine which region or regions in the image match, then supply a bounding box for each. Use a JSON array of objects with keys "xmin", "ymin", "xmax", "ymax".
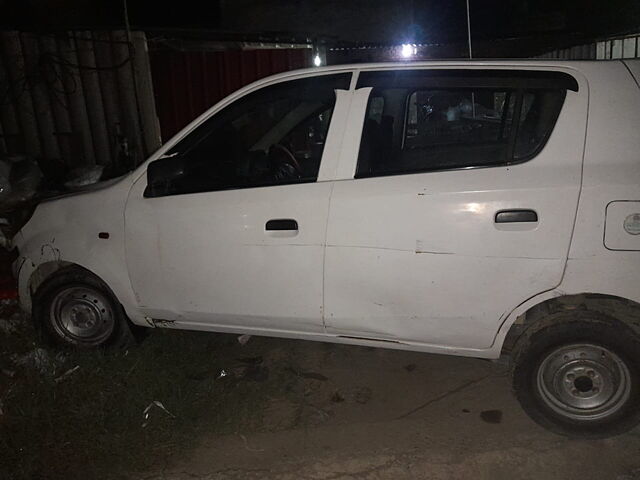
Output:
[
  {"xmin": 64, "ymin": 165, "xmax": 104, "ymax": 190},
  {"xmin": 142, "ymin": 400, "xmax": 176, "ymax": 428},
  {"xmin": 285, "ymin": 366, "xmax": 328, "ymax": 381},
  {"xmin": 54, "ymin": 365, "xmax": 80, "ymax": 384},
  {"xmin": 11, "ymin": 347, "xmax": 62, "ymax": 375},
  {"xmin": 239, "ymin": 433, "xmax": 265, "ymax": 452},
  {"xmin": 0, "ymin": 156, "xmax": 43, "ymax": 210},
  {"xmin": 0, "ymin": 160, "xmax": 11, "ymax": 199}
]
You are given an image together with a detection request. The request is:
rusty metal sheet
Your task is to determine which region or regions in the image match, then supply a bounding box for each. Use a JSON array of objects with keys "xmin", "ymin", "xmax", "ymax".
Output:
[{"xmin": 149, "ymin": 47, "xmax": 311, "ymax": 141}]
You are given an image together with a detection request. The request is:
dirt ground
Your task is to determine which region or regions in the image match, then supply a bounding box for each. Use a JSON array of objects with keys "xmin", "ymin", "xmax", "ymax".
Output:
[{"xmin": 1, "ymin": 300, "xmax": 640, "ymax": 480}]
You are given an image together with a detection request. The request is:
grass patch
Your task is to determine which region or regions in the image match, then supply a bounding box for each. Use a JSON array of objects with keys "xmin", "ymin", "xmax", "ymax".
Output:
[{"xmin": 0, "ymin": 301, "xmax": 299, "ymax": 480}]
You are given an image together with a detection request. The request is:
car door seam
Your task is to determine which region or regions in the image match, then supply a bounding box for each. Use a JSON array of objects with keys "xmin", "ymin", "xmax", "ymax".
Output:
[{"xmin": 321, "ymin": 181, "xmax": 336, "ymax": 331}]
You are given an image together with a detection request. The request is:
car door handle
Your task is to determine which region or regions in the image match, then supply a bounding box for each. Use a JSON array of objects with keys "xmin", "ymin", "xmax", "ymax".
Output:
[
  {"xmin": 266, "ymin": 219, "xmax": 298, "ymax": 231},
  {"xmin": 495, "ymin": 209, "xmax": 538, "ymax": 223}
]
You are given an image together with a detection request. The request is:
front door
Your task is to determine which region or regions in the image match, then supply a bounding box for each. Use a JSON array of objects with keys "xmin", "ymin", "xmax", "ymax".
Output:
[
  {"xmin": 125, "ymin": 73, "xmax": 351, "ymax": 334},
  {"xmin": 324, "ymin": 68, "xmax": 588, "ymax": 350}
]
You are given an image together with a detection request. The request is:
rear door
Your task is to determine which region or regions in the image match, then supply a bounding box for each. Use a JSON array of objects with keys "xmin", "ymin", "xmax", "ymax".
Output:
[{"xmin": 324, "ymin": 68, "xmax": 588, "ymax": 350}]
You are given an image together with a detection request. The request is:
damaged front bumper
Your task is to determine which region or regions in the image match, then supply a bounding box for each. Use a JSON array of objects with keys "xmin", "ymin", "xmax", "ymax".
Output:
[{"xmin": 14, "ymin": 253, "xmax": 34, "ymax": 313}]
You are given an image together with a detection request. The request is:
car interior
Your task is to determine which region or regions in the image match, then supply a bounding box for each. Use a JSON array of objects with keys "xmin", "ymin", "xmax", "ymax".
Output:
[
  {"xmin": 357, "ymin": 86, "xmax": 565, "ymax": 177},
  {"xmin": 145, "ymin": 76, "xmax": 344, "ymax": 197}
]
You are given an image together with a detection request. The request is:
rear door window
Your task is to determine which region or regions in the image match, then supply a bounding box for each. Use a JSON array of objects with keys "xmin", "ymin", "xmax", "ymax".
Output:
[{"xmin": 356, "ymin": 70, "xmax": 574, "ymax": 178}]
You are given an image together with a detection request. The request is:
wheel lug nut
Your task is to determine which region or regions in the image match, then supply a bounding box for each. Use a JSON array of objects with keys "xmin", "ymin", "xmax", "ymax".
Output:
[
  {"xmin": 567, "ymin": 373, "xmax": 575, "ymax": 380},
  {"xmin": 587, "ymin": 370, "xmax": 595, "ymax": 378},
  {"xmin": 592, "ymin": 387, "xmax": 599, "ymax": 393},
  {"xmin": 572, "ymin": 389, "xmax": 579, "ymax": 395}
]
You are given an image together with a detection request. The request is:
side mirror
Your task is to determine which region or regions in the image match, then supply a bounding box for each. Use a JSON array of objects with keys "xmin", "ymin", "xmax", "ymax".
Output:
[{"xmin": 144, "ymin": 155, "xmax": 187, "ymax": 198}]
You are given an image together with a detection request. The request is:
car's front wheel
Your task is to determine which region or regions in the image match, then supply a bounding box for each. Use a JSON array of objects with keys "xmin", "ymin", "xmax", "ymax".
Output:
[
  {"xmin": 34, "ymin": 267, "xmax": 134, "ymax": 348},
  {"xmin": 512, "ymin": 311, "xmax": 640, "ymax": 438}
]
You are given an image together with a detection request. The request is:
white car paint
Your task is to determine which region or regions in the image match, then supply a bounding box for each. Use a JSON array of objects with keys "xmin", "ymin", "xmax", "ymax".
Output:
[
  {"xmin": 125, "ymin": 176, "xmax": 332, "ymax": 333},
  {"xmin": 12, "ymin": 59, "xmax": 640, "ymax": 359}
]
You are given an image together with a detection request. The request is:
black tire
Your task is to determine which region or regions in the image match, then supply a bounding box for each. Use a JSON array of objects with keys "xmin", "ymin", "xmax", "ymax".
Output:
[
  {"xmin": 512, "ymin": 311, "xmax": 640, "ymax": 438},
  {"xmin": 33, "ymin": 267, "xmax": 136, "ymax": 349}
]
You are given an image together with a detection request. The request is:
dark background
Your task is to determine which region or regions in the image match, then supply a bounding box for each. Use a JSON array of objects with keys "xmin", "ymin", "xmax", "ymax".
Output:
[{"xmin": 1, "ymin": 0, "xmax": 638, "ymax": 55}]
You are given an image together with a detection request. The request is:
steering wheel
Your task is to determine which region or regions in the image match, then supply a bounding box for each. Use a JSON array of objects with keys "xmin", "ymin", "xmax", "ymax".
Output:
[{"xmin": 270, "ymin": 143, "xmax": 302, "ymax": 176}]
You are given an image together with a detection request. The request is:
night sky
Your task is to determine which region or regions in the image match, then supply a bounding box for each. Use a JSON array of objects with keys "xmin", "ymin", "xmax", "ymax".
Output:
[{"xmin": 0, "ymin": 0, "xmax": 637, "ymax": 47}]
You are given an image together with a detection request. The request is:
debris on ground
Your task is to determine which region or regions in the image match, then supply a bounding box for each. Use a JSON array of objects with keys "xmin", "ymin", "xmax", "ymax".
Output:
[
  {"xmin": 239, "ymin": 365, "xmax": 269, "ymax": 382},
  {"xmin": 0, "ymin": 317, "xmax": 18, "ymax": 334},
  {"xmin": 11, "ymin": 347, "xmax": 65, "ymax": 376},
  {"xmin": 215, "ymin": 356, "xmax": 271, "ymax": 382},
  {"xmin": 238, "ymin": 433, "xmax": 265, "ymax": 453},
  {"xmin": 54, "ymin": 365, "xmax": 80, "ymax": 384},
  {"xmin": 0, "ymin": 306, "xmax": 22, "ymax": 335},
  {"xmin": 480, "ymin": 409, "xmax": 503, "ymax": 424},
  {"xmin": 231, "ymin": 357, "xmax": 269, "ymax": 382},
  {"xmin": 617, "ymin": 469, "xmax": 640, "ymax": 480},
  {"xmin": 331, "ymin": 391, "xmax": 345, "ymax": 403},
  {"xmin": 354, "ymin": 386, "xmax": 372, "ymax": 404},
  {"xmin": 300, "ymin": 401, "xmax": 333, "ymax": 426},
  {"xmin": 142, "ymin": 400, "xmax": 176, "ymax": 428},
  {"xmin": 236, "ymin": 356, "xmax": 263, "ymax": 365},
  {"xmin": 237, "ymin": 334, "xmax": 252, "ymax": 345},
  {"xmin": 285, "ymin": 366, "xmax": 328, "ymax": 381},
  {"xmin": 331, "ymin": 386, "xmax": 372, "ymax": 405}
]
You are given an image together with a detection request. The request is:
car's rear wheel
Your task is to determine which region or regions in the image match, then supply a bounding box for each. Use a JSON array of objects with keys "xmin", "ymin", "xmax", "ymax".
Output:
[
  {"xmin": 512, "ymin": 312, "xmax": 640, "ymax": 438},
  {"xmin": 34, "ymin": 267, "xmax": 134, "ymax": 348}
]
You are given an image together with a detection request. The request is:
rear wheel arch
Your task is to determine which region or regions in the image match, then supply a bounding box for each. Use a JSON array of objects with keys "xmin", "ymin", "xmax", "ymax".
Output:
[
  {"xmin": 503, "ymin": 294, "xmax": 640, "ymax": 437},
  {"xmin": 511, "ymin": 311, "xmax": 640, "ymax": 437},
  {"xmin": 500, "ymin": 293, "xmax": 640, "ymax": 356}
]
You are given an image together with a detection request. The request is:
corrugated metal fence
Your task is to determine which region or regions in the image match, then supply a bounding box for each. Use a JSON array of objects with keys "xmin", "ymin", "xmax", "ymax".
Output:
[
  {"xmin": 0, "ymin": 30, "xmax": 161, "ymax": 173},
  {"xmin": 149, "ymin": 47, "xmax": 311, "ymax": 141},
  {"xmin": 537, "ymin": 32, "xmax": 640, "ymax": 60}
]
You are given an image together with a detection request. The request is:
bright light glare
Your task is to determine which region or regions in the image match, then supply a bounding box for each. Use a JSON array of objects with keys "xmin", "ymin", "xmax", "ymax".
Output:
[
  {"xmin": 401, "ymin": 44, "xmax": 416, "ymax": 58},
  {"xmin": 313, "ymin": 54, "xmax": 322, "ymax": 67},
  {"xmin": 462, "ymin": 202, "xmax": 485, "ymax": 214}
]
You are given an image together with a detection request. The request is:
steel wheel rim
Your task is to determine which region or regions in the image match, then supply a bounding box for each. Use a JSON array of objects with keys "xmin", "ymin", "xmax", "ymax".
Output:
[
  {"xmin": 536, "ymin": 343, "xmax": 631, "ymax": 421},
  {"xmin": 50, "ymin": 286, "xmax": 114, "ymax": 344}
]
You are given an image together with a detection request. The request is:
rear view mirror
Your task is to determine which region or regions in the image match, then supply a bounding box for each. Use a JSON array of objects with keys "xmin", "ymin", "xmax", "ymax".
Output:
[{"xmin": 144, "ymin": 155, "xmax": 187, "ymax": 198}]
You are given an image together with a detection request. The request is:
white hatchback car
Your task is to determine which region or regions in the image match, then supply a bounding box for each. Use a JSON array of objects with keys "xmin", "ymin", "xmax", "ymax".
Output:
[{"xmin": 11, "ymin": 60, "xmax": 640, "ymax": 437}]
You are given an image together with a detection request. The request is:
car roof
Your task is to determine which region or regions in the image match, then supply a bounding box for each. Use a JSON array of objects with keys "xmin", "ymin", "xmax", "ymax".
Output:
[{"xmin": 251, "ymin": 58, "xmax": 623, "ymax": 86}]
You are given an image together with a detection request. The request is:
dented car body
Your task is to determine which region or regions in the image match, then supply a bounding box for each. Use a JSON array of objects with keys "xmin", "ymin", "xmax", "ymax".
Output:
[{"xmin": 10, "ymin": 59, "xmax": 640, "ymax": 435}]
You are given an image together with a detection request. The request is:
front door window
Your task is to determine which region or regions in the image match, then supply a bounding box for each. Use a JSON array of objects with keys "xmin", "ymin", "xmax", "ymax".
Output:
[{"xmin": 145, "ymin": 73, "xmax": 351, "ymax": 197}]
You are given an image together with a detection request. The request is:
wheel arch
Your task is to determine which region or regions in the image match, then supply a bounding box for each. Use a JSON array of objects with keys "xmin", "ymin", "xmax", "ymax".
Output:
[
  {"xmin": 17, "ymin": 259, "xmax": 143, "ymax": 326},
  {"xmin": 497, "ymin": 291, "xmax": 640, "ymax": 356},
  {"xmin": 23, "ymin": 261, "xmax": 109, "ymax": 308}
]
